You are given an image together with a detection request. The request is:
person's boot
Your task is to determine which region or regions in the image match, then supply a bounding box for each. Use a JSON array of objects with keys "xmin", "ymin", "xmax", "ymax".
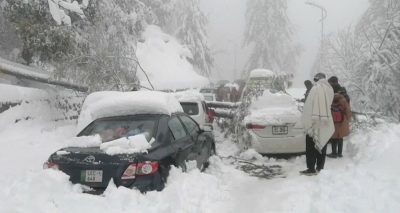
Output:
[
  {"xmin": 300, "ymin": 169, "xmax": 317, "ymax": 175},
  {"xmin": 328, "ymin": 141, "xmax": 338, "ymax": 158},
  {"xmin": 337, "ymin": 140, "xmax": 343, "ymax": 157},
  {"xmin": 327, "ymin": 153, "xmax": 337, "ymax": 158}
]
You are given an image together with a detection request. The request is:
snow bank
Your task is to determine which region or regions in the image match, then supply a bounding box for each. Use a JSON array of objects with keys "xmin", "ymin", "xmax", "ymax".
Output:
[
  {"xmin": 136, "ymin": 25, "xmax": 209, "ymax": 90},
  {"xmin": 1, "ymin": 117, "xmax": 400, "ymax": 212},
  {"xmin": 99, "ymin": 134, "xmax": 152, "ymax": 155},
  {"xmin": 77, "ymin": 91, "xmax": 183, "ymax": 132},
  {"xmin": 0, "ymin": 84, "xmax": 49, "ymax": 103},
  {"xmin": 244, "ymin": 91, "xmax": 301, "ymax": 125}
]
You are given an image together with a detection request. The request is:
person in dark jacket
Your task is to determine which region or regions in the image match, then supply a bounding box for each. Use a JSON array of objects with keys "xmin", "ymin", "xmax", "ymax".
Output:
[
  {"xmin": 300, "ymin": 80, "xmax": 313, "ymax": 102},
  {"xmin": 328, "ymin": 76, "xmax": 350, "ymax": 104}
]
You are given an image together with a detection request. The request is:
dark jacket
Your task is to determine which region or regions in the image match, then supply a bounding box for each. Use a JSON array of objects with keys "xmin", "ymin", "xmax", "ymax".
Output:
[{"xmin": 331, "ymin": 83, "xmax": 350, "ymax": 103}]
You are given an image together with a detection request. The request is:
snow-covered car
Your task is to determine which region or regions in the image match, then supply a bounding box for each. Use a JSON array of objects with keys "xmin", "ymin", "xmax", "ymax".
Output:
[
  {"xmin": 174, "ymin": 90, "xmax": 215, "ymax": 127},
  {"xmin": 43, "ymin": 91, "xmax": 215, "ymax": 193},
  {"xmin": 241, "ymin": 90, "xmax": 305, "ymax": 154},
  {"xmin": 236, "ymin": 69, "xmax": 305, "ymax": 155}
]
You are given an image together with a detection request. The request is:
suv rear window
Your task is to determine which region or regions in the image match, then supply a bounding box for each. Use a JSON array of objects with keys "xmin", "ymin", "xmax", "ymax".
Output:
[{"xmin": 180, "ymin": 102, "xmax": 199, "ymax": 115}]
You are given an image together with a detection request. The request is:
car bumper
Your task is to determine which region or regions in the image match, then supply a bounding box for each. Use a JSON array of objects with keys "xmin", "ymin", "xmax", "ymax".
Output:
[
  {"xmin": 82, "ymin": 172, "xmax": 164, "ymax": 194},
  {"xmin": 249, "ymin": 132, "xmax": 306, "ymax": 154}
]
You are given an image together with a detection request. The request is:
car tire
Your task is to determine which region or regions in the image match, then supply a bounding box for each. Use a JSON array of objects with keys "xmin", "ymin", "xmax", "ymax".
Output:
[
  {"xmin": 178, "ymin": 161, "xmax": 187, "ymax": 172},
  {"xmin": 197, "ymin": 141, "xmax": 212, "ymax": 172}
]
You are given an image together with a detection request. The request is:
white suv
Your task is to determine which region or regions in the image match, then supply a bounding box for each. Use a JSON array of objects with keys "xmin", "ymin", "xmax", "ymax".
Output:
[{"xmin": 174, "ymin": 91, "xmax": 214, "ymax": 127}]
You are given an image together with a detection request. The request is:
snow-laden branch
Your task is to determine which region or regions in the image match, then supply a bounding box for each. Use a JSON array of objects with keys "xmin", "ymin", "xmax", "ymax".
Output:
[{"xmin": 48, "ymin": 0, "xmax": 88, "ymax": 26}]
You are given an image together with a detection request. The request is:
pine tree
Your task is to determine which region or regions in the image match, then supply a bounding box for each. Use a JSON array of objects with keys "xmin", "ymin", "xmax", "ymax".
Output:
[
  {"xmin": 243, "ymin": 0, "xmax": 299, "ymax": 75},
  {"xmin": 154, "ymin": 0, "xmax": 213, "ymax": 76}
]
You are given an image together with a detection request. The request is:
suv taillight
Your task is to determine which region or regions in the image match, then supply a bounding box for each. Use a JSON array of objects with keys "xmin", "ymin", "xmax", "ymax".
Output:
[
  {"xmin": 246, "ymin": 123, "xmax": 266, "ymax": 129},
  {"xmin": 43, "ymin": 162, "xmax": 59, "ymax": 170},
  {"xmin": 121, "ymin": 161, "xmax": 159, "ymax": 180}
]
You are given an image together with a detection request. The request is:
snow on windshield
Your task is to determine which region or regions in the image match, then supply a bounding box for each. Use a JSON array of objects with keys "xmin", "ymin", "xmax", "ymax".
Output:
[
  {"xmin": 99, "ymin": 134, "xmax": 153, "ymax": 155},
  {"xmin": 244, "ymin": 90, "xmax": 301, "ymax": 125},
  {"xmin": 64, "ymin": 134, "xmax": 152, "ymax": 155},
  {"xmin": 67, "ymin": 135, "xmax": 102, "ymax": 147},
  {"xmin": 77, "ymin": 91, "xmax": 183, "ymax": 133}
]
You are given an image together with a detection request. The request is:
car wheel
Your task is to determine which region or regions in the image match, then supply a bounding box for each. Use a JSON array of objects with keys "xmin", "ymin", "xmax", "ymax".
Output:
[
  {"xmin": 177, "ymin": 160, "xmax": 187, "ymax": 172},
  {"xmin": 197, "ymin": 141, "xmax": 212, "ymax": 172}
]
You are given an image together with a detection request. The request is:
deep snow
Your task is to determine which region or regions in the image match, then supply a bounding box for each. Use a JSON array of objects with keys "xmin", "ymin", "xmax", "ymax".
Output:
[{"xmin": 0, "ymin": 108, "xmax": 399, "ymax": 212}]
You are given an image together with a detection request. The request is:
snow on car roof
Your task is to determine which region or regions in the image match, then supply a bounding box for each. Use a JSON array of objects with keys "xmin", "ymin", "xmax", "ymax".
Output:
[
  {"xmin": 173, "ymin": 89, "xmax": 205, "ymax": 102},
  {"xmin": 244, "ymin": 90, "xmax": 301, "ymax": 125},
  {"xmin": 249, "ymin": 69, "xmax": 275, "ymax": 78},
  {"xmin": 77, "ymin": 91, "xmax": 183, "ymax": 132},
  {"xmin": 224, "ymin": 83, "xmax": 239, "ymax": 90}
]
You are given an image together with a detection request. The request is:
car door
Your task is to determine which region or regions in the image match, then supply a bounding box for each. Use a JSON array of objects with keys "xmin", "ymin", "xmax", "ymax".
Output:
[
  {"xmin": 167, "ymin": 116, "xmax": 195, "ymax": 166},
  {"xmin": 178, "ymin": 115, "xmax": 203, "ymax": 156}
]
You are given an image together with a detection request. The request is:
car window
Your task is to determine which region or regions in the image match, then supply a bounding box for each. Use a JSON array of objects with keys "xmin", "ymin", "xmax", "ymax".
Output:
[
  {"xmin": 180, "ymin": 102, "xmax": 199, "ymax": 115},
  {"xmin": 168, "ymin": 117, "xmax": 187, "ymax": 140},
  {"xmin": 200, "ymin": 88, "xmax": 215, "ymax": 93},
  {"xmin": 204, "ymin": 95, "xmax": 214, "ymax": 101},
  {"xmin": 79, "ymin": 115, "xmax": 157, "ymax": 142},
  {"xmin": 179, "ymin": 115, "xmax": 200, "ymax": 134}
]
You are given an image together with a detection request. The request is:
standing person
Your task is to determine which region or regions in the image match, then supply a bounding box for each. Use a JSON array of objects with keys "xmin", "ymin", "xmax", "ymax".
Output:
[
  {"xmin": 297, "ymin": 73, "xmax": 335, "ymax": 175},
  {"xmin": 328, "ymin": 76, "xmax": 350, "ymax": 104},
  {"xmin": 300, "ymin": 80, "xmax": 313, "ymax": 102},
  {"xmin": 327, "ymin": 81, "xmax": 352, "ymax": 158}
]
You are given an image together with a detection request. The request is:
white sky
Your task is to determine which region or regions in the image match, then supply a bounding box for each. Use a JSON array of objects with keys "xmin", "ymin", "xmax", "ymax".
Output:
[{"xmin": 200, "ymin": 0, "xmax": 370, "ymax": 85}]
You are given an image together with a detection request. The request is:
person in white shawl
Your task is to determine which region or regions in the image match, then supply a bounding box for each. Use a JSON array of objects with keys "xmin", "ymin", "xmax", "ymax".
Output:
[{"xmin": 297, "ymin": 73, "xmax": 334, "ymax": 175}]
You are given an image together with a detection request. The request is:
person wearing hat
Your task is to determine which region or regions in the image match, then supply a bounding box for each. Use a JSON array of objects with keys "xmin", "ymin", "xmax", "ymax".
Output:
[
  {"xmin": 296, "ymin": 73, "xmax": 335, "ymax": 175},
  {"xmin": 328, "ymin": 76, "xmax": 350, "ymax": 104}
]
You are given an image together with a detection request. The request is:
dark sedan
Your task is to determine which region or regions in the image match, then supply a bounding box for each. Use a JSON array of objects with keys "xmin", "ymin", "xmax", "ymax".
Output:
[{"xmin": 44, "ymin": 113, "xmax": 215, "ymax": 193}]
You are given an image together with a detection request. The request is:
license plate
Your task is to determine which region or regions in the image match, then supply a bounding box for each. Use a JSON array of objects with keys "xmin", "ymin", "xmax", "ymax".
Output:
[
  {"xmin": 272, "ymin": 126, "xmax": 288, "ymax": 135},
  {"xmin": 81, "ymin": 170, "xmax": 103, "ymax": 182}
]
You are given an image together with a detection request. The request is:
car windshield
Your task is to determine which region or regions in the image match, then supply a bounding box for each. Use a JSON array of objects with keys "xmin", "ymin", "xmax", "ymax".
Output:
[
  {"xmin": 180, "ymin": 102, "xmax": 199, "ymax": 115},
  {"xmin": 79, "ymin": 115, "xmax": 158, "ymax": 142}
]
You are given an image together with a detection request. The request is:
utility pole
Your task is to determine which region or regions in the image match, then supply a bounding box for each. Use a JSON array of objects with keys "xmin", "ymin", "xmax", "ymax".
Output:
[{"xmin": 305, "ymin": 1, "xmax": 327, "ymax": 72}]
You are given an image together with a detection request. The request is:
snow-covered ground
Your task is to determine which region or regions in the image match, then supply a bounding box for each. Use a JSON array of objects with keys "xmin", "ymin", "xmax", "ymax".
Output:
[{"xmin": 0, "ymin": 110, "xmax": 399, "ymax": 212}]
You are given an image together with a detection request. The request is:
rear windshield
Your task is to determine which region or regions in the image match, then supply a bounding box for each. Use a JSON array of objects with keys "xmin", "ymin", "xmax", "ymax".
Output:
[
  {"xmin": 78, "ymin": 115, "xmax": 158, "ymax": 142},
  {"xmin": 204, "ymin": 95, "xmax": 214, "ymax": 101},
  {"xmin": 180, "ymin": 102, "xmax": 199, "ymax": 115},
  {"xmin": 200, "ymin": 88, "xmax": 215, "ymax": 93}
]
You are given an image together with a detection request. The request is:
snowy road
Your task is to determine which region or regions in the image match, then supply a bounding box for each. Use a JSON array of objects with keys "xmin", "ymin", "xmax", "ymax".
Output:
[{"xmin": 0, "ymin": 118, "xmax": 399, "ymax": 213}]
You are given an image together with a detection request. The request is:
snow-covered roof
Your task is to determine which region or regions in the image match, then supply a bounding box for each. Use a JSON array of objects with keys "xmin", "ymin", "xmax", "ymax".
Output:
[
  {"xmin": 249, "ymin": 69, "xmax": 275, "ymax": 78},
  {"xmin": 244, "ymin": 91, "xmax": 301, "ymax": 125},
  {"xmin": 173, "ymin": 90, "xmax": 204, "ymax": 102},
  {"xmin": 77, "ymin": 91, "xmax": 183, "ymax": 132},
  {"xmin": 224, "ymin": 83, "xmax": 239, "ymax": 90}
]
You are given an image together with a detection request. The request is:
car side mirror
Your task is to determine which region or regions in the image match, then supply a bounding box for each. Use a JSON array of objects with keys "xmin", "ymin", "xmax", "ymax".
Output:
[{"xmin": 200, "ymin": 124, "xmax": 213, "ymax": 132}]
